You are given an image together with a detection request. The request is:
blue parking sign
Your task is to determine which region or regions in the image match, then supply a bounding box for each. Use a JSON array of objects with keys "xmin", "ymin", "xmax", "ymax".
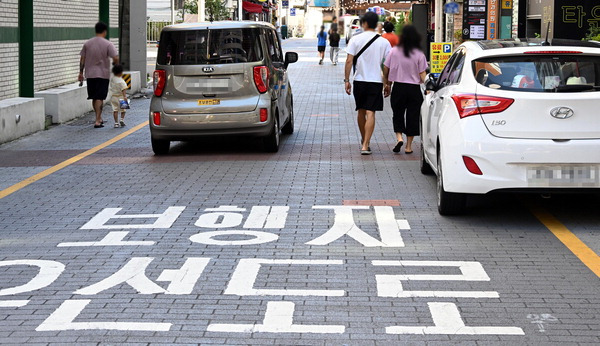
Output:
[
  {"xmin": 290, "ymin": 8, "xmax": 296, "ymax": 16},
  {"xmin": 443, "ymin": 44, "xmax": 452, "ymax": 53}
]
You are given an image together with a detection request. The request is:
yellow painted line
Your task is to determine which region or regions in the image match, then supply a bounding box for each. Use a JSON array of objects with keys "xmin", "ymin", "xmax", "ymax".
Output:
[
  {"xmin": 0, "ymin": 121, "xmax": 148, "ymax": 200},
  {"xmin": 530, "ymin": 205, "xmax": 600, "ymax": 277}
]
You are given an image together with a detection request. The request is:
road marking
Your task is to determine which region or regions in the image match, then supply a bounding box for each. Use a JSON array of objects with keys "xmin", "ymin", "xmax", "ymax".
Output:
[
  {"xmin": 530, "ymin": 206, "xmax": 600, "ymax": 278},
  {"xmin": 36, "ymin": 299, "xmax": 171, "ymax": 331},
  {"xmin": 386, "ymin": 302, "xmax": 524, "ymax": 335},
  {"xmin": 0, "ymin": 121, "xmax": 148, "ymax": 200},
  {"xmin": 207, "ymin": 301, "xmax": 345, "ymax": 334}
]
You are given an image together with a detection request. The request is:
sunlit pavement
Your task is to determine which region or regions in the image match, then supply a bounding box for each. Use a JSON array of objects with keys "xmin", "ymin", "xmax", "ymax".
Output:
[{"xmin": 0, "ymin": 38, "xmax": 599, "ymax": 345}]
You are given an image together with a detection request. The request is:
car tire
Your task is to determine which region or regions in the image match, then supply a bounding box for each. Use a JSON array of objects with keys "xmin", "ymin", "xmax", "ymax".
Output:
[
  {"xmin": 437, "ymin": 150, "xmax": 467, "ymax": 215},
  {"xmin": 151, "ymin": 137, "xmax": 170, "ymax": 155},
  {"xmin": 419, "ymin": 121, "xmax": 434, "ymax": 175},
  {"xmin": 282, "ymin": 98, "xmax": 294, "ymax": 135},
  {"xmin": 263, "ymin": 115, "xmax": 280, "ymax": 153},
  {"xmin": 420, "ymin": 145, "xmax": 434, "ymax": 175}
]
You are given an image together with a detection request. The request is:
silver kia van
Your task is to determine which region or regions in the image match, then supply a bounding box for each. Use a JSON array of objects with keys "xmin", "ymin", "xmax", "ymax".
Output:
[{"xmin": 150, "ymin": 21, "xmax": 298, "ymax": 154}]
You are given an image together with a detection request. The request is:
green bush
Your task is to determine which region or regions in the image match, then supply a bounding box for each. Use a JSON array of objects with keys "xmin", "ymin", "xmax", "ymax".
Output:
[
  {"xmin": 395, "ymin": 13, "xmax": 405, "ymax": 35},
  {"xmin": 584, "ymin": 26, "xmax": 600, "ymax": 41}
]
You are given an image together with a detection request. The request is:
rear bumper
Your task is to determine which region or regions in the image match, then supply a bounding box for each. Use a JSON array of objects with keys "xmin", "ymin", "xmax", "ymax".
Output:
[
  {"xmin": 440, "ymin": 117, "xmax": 600, "ymax": 194},
  {"xmin": 150, "ymin": 97, "xmax": 273, "ymax": 140},
  {"xmin": 150, "ymin": 125, "xmax": 272, "ymax": 140}
]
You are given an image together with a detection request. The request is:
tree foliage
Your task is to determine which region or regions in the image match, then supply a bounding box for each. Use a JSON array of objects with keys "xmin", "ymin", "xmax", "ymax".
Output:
[
  {"xmin": 395, "ymin": 13, "xmax": 406, "ymax": 35},
  {"xmin": 584, "ymin": 26, "xmax": 600, "ymax": 41},
  {"xmin": 206, "ymin": 0, "xmax": 229, "ymax": 21},
  {"xmin": 179, "ymin": 0, "xmax": 229, "ymax": 21}
]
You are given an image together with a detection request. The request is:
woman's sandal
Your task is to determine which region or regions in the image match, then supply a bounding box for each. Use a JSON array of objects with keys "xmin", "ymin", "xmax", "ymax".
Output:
[
  {"xmin": 93, "ymin": 124, "xmax": 104, "ymax": 128},
  {"xmin": 393, "ymin": 141, "xmax": 404, "ymax": 153},
  {"xmin": 404, "ymin": 150, "xmax": 413, "ymax": 154}
]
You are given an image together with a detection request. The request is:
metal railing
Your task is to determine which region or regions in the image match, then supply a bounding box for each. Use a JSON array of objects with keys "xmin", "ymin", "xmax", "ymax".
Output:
[{"xmin": 147, "ymin": 21, "xmax": 170, "ymax": 42}]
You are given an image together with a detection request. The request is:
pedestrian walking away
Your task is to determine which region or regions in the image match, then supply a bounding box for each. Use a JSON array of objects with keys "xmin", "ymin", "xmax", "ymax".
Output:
[
  {"xmin": 383, "ymin": 25, "xmax": 428, "ymax": 154},
  {"xmin": 317, "ymin": 26, "xmax": 327, "ymax": 65},
  {"xmin": 381, "ymin": 21, "xmax": 399, "ymax": 47},
  {"xmin": 329, "ymin": 16, "xmax": 339, "ymax": 35},
  {"xmin": 78, "ymin": 22, "xmax": 119, "ymax": 128},
  {"xmin": 329, "ymin": 28, "xmax": 341, "ymax": 65},
  {"xmin": 109, "ymin": 64, "xmax": 129, "ymax": 128},
  {"xmin": 344, "ymin": 12, "xmax": 391, "ymax": 155}
]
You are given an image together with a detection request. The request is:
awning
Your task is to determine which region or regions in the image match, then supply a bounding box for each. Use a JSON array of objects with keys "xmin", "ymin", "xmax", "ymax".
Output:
[{"xmin": 243, "ymin": 1, "xmax": 263, "ymax": 13}]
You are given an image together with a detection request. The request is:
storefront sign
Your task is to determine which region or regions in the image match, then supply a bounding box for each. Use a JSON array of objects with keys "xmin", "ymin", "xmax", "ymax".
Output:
[
  {"xmin": 554, "ymin": 0, "xmax": 600, "ymax": 40},
  {"xmin": 463, "ymin": 0, "xmax": 487, "ymax": 40},
  {"xmin": 444, "ymin": 2, "xmax": 460, "ymax": 14},
  {"xmin": 487, "ymin": 0, "xmax": 498, "ymax": 39},
  {"xmin": 430, "ymin": 42, "xmax": 453, "ymax": 77}
]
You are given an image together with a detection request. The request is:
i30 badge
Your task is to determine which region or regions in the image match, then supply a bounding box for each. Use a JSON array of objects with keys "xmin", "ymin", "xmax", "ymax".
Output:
[
  {"xmin": 202, "ymin": 67, "xmax": 214, "ymax": 73},
  {"xmin": 550, "ymin": 107, "xmax": 574, "ymax": 119}
]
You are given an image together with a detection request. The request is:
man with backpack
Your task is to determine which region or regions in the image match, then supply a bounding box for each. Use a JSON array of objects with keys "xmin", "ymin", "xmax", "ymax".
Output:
[{"xmin": 344, "ymin": 12, "xmax": 391, "ymax": 155}]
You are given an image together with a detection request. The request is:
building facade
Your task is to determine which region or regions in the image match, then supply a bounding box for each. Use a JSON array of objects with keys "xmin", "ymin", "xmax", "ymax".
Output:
[{"xmin": 0, "ymin": 0, "xmax": 120, "ymax": 101}]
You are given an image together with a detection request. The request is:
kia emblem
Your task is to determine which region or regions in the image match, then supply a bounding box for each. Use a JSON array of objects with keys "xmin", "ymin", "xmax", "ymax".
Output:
[
  {"xmin": 203, "ymin": 67, "xmax": 215, "ymax": 73},
  {"xmin": 550, "ymin": 107, "xmax": 574, "ymax": 119}
]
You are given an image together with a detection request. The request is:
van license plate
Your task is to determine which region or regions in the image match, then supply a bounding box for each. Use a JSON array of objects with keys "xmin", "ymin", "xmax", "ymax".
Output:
[
  {"xmin": 197, "ymin": 99, "xmax": 220, "ymax": 106},
  {"xmin": 527, "ymin": 165, "xmax": 600, "ymax": 187}
]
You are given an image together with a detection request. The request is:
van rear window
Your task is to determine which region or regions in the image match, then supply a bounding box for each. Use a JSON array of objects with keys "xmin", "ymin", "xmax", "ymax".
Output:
[
  {"xmin": 473, "ymin": 55, "xmax": 600, "ymax": 92},
  {"xmin": 157, "ymin": 28, "xmax": 263, "ymax": 65}
]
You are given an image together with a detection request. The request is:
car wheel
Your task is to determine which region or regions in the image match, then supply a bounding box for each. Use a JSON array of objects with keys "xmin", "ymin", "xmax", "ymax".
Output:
[
  {"xmin": 151, "ymin": 137, "xmax": 170, "ymax": 155},
  {"xmin": 420, "ymin": 145, "xmax": 434, "ymax": 175},
  {"xmin": 437, "ymin": 150, "xmax": 466, "ymax": 215},
  {"xmin": 263, "ymin": 115, "xmax": 280, "ymax": 153},
  {"xmin": 282, "ymin": 98, "xmax": 294, "ymax": 135}
]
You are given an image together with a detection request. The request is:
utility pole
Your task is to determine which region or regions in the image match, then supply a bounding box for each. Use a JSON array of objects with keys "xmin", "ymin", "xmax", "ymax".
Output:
[
  {"xmin": 434, "ymin": 0, "xmax": 443, "ymax": 42},
  {"xmin": 198, "ymin": 0, "xmax": 205, "ymax": 21},
  {"xmin": 170, "ymin": 0, "xmax": 175, "ymax": 24},
  {"xmin": 335, "ymin": 0, "xmax": 340, "ymax": 20},
  {"xmin": 238, "ymin": 0, "xmax": 243, "ymax": 21}
]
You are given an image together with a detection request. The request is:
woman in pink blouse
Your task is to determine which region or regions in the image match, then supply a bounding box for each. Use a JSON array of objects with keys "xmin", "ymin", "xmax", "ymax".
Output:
[{"xmin": 383, "ymin": 25, "xmax": 428, "ymax": 154}]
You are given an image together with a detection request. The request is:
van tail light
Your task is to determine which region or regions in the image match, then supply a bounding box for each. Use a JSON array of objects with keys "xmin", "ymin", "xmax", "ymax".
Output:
[
  {"xmin": 253, "ymin": 66, "xmax": 269, "ymax": 94},
  {"xmin": 351, "ymin": 25, "xmax": 358, "ymax": 29},
  {"xmin": 260, "ymin": 108, "xmax": 268, "ymax": 122},
  {"xmin": 462, "ymin": 156, "xmax": 483, "ymax": 175},
  {"xmin": 153, "ymin": 111, "xmax": 161, "ymax": 125},
  {"xmin": 153, "ymin": 70, "xmax": 166, "ymax": 97},
  {"xmin": 451, "ymin": 94, "xmax": 514, "ymax": 119}
]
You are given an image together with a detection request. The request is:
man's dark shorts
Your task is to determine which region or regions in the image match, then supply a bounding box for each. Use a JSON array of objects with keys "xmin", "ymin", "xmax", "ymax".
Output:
[
  {"xmin": 353, "ymin": 81, "xmax": 384, "ymax": 111},
  {"xmin": 317, "ymin": 46, "xmax": 326, "ymax": 52},
  {"xmin": 86, "ymin": 78, "xmax": 109, "ymax": 100}
]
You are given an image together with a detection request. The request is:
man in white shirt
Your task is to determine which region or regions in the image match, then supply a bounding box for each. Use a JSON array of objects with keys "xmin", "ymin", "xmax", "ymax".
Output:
[{"xmin": 344, "ymin": 12, "xmax": 391, "ymax": 155}]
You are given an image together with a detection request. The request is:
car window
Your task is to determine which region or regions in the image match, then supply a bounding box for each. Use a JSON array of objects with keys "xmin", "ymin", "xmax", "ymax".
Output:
[
  {"xmin": 436, "ymin": 53, "xmax": 458, "ymax": 87},
  {"xmin": 157, "ymin": 28, "xmax": 263, "ymax": 65},
  {"xmin": 264, "ymin": 29, "xmax": 282, "ymax": 63},
  {"xmin": 270, "ymin": 29, "xmax": 283, "ymax": 62},
  {"xmin": 448, "ymin": 50, "xmax": 465, "ymax": 84},
  {"xmin": 473, "ymin": 55, "xmax": 600, "ymax": 92}
]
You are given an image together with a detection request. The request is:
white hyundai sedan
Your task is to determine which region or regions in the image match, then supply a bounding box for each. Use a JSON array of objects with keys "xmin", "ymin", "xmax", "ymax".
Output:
[{"xmin": 420, "ymin": 40, "xmax": 600, "ymax": 215}]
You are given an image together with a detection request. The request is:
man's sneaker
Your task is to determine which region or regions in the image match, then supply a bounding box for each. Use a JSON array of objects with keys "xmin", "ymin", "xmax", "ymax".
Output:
[
  {"xmin": 114, "ymin": 123, "xmax": 120, "ymax": 128},
  {"xmin": 120, "ymin": 120, "xmax": 126, "ymax": 127}
]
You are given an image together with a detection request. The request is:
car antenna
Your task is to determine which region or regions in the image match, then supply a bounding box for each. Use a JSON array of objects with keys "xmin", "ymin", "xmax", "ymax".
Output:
[{"xmin": 541, "ymin": 21, "xmax": 551, "ymax": 46}]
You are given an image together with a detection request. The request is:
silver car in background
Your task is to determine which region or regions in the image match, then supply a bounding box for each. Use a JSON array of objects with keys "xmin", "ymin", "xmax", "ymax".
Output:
[{"xmin": 150, "ymin": 21, "xmax": 298, "ymax": 154}]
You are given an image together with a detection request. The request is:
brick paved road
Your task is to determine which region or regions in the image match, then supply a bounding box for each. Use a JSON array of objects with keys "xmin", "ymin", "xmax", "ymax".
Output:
[{"xmin": 0, "ymin": 38, "xmax": 599, "ymax": 345}]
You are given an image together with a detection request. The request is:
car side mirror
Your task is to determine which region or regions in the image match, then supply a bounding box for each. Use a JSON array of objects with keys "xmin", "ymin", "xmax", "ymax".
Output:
[
  {"xmin": 425, "ymin": 75, "xmax": 438, "ymax": 92},
  {"xmin": 284, "ymin": 52, "xmax": 298, "ymax": 67}
]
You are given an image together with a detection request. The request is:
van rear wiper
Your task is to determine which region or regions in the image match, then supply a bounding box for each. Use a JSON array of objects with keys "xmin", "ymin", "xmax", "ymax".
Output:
[{"xmin": 553, "ymin": 85, "xmax": 599, "ymax": 92}]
